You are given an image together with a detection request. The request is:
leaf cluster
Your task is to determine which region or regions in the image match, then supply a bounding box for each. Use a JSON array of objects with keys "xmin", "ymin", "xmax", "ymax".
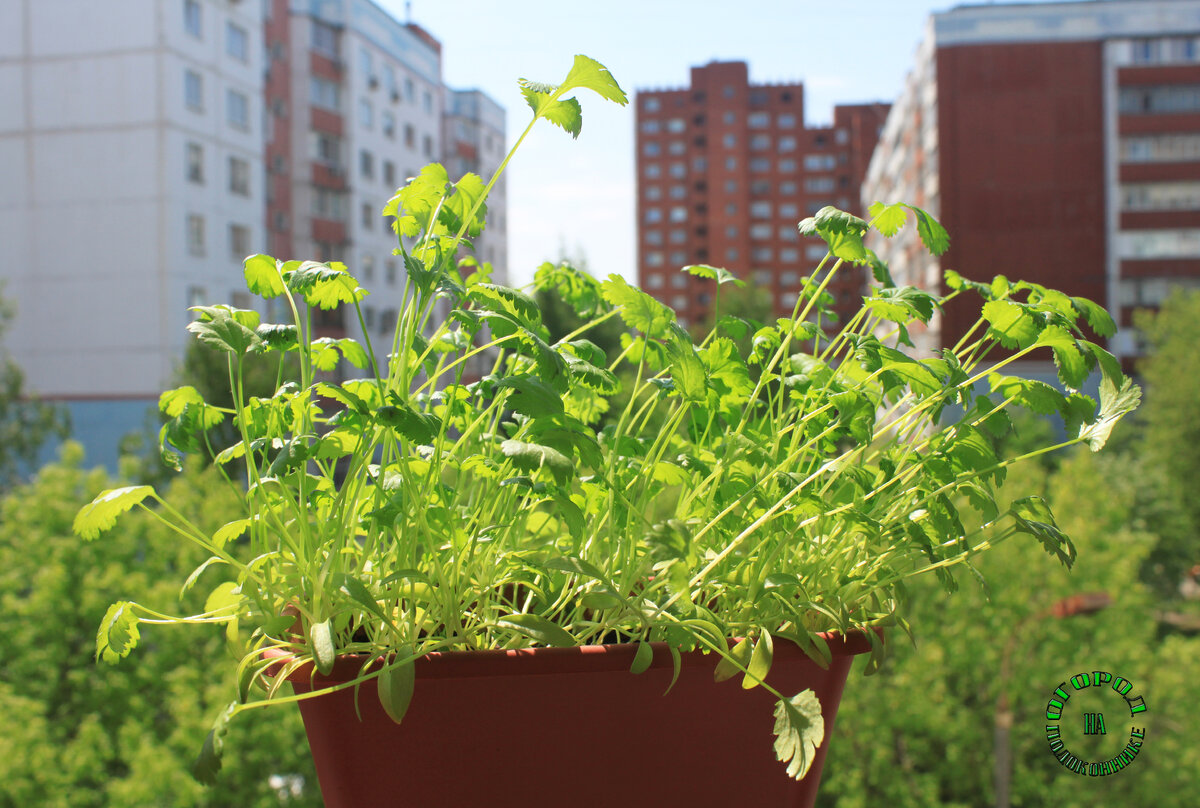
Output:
[{"xmin": 72, "ymin": 58, "xmax": 1139, "ymax": 785}]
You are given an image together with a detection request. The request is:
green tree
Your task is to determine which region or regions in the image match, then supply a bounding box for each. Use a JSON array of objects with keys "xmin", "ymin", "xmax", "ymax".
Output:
[
  {"xmin": 0, "ymin": 288, "xmax": 69, "ymax": 487},
  {"xmin": 819, "ymin": 451, "xmax": 1200, "ymax": 807},
  {"xmin": 1134, "ymin": 291, "xmax": 1200, "ymax": 595},
  {"xmin": 0, "ymin": 444, "xmax": 321, "ymax": 807}
]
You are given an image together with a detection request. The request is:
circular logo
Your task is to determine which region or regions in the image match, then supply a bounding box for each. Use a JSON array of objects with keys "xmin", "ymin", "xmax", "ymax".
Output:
[{"xmin": 1044, "ymin": 670, "xmax": 1146, "ymax": 776}]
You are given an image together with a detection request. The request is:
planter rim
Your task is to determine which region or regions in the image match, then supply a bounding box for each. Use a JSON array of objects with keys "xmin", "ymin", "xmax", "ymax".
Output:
[{"xmin": 267, "ymin": 628, "xmax": 878, "ymax": 684}]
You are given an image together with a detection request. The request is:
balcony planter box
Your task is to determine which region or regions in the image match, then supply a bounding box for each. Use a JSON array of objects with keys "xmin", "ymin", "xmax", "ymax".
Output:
[{"xmin": 277, "ymin": 632, "xmax": 871, "ymax": 808}]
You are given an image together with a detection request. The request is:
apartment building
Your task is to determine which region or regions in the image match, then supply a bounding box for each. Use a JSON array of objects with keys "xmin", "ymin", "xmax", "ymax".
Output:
[
  {"xmin": 443, "ymin": 88, "xmax": 508, "ymax": 284},
  {"xmin": 634, "ymin": 60, "xmax": 888, "ymax": 326},
  {"xmin": 864, "ymin": 0, "xmax": 1200, "ymax": 363},
  {"xmin": 0, "ymin": 0, "xmax": 506, "ymax": 468}
]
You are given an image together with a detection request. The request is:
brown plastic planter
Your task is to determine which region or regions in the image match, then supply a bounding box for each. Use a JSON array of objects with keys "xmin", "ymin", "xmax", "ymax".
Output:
[{"xmin": 284, "ymin": 632, "xmax": 872, "ymax": 808}]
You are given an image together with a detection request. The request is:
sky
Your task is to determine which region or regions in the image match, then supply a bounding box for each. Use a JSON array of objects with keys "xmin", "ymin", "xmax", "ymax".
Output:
[{"xmin": 376, "ymin": 0, "xmax": 957, "ymax": 285}]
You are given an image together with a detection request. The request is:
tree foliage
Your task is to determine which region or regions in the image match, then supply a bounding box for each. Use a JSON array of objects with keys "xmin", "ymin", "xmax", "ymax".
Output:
[
  {"xmin": 0, "ymin": 444, "xmax": 320, "ymax": 807},
  {"xmin": 0, "ymin": 288, "xmax": 69, "ymax": 488}
]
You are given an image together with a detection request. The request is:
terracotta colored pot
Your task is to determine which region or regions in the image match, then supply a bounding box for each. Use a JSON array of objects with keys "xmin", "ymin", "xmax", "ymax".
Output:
[{"xmin": 283, "ymin": 632, "xmax": 872, "ymax": 808}]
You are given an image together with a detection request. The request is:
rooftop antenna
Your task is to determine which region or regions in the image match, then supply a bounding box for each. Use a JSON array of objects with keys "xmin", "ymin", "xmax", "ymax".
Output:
[{"xmin": 405, "ymin": 0, "xmax": 412, "ymax": 23}]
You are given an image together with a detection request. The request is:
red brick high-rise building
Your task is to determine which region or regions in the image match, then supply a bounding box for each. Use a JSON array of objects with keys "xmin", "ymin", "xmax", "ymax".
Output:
[
  {"xmin": 635, "ymin": 61, "xmax": 889, "ymax": 326},
  {"xmin": 865, "ymin": 0, "xmax": 1200, "ymax": 364}
]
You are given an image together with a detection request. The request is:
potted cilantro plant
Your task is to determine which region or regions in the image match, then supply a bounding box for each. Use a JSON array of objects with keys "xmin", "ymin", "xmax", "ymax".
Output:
[{"xmin": 75, "ymin": 56, "xmax": 1139, "ymax": 807}]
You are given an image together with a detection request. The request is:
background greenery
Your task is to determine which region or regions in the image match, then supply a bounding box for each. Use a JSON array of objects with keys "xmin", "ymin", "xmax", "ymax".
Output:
[{"xmin": 0, "ymin": 288, "xmax": 1196, "ymax": 805}]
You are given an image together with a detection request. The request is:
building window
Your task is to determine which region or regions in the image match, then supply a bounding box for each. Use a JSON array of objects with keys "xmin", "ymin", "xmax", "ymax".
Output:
[
  {"xmin": 1116, "ymin": 228, "xmax": 1200, "ymax": 259},
  {"xmin": 780, "ymin": 180, "xmax": 798, "ymax": 195},
  {"xmin": 227, "ymin": 89, "xmax": 249, "ymax": 130},
  {"xmin": 423, "ymin": 90, "xmax": 433, "ymax": 113},
  {"xmin": 311, "ymin": 77, "xmax": 341, "ymax": 110},
  {"xmin": 385, "ymin": 259, "xmax": 398, "ymax": 285},
  {"xmin": 779, "ymin": 203, "xmax": 799, "ymax": 219},
  {"xmin": 362, "ymin": 202, "xmax": 374, "ymax": 230},
  {"xmin": 382, "ymin": 111, "xmax": 395, "ymax": 138},
  {"xmin": 646, "ymin": 273, "xmax": 664, "ymax": 289},
  {"xmin": 751, "ymin": 180, "xmax": 770, "ymax": 195},
  {"xmin": 422, "ymin": 134, "xmax": 433, "ymax": 157},
  {"xmin": 724, "ymin": 157, "xmax": 736, "ymax": 170},
  {"xmin": 804, "ymin": 154, "xmax": 837, "ymax": 171},
  {"xmin": 749, "ymin": 157, "xmax": 770, "ymax": 172},
  {"xmin": 312, "ymin": 20, "xmax": 339, "ymax": 57},
  {"xmin": 643, "ymin": 142, "xmax": 660, "ymax": 157},
  {"xmin": 313, "ymin": 132, "xmax": 342, "ymax": 167},
  {"xmin": 805, "ymin": 177, "xmax": 835, "ymax": 193},
  {"xmin": 779, "ymin": 225, "xmax": 799, "ymax": 242},
  {"xmin": 360, "ymin": 149, "xmax": 374, "ymax": 179},
  {"xmin": 229, "ymin": 156, "xmax": 250, "ymax": 195},
  {"xmin": 666, "ymin": 118, "xmax": 686, "ymax": 133},
  {"xmin": 669, "ymin": 206, "xmax": 687, "ymax": 223},
  {"xmin": 751, "ymin": 247, "xmax": 773, "ymax": 262},
  {"xmin": 644, "ymin": 208, "xmax": 662, "ymax": 224},
  {"xmin": 641, "ymin": 120, "xmax": 661, "ymax": 134},
  {"xmin": 669, "ymin": 162, "xmax": 686, "ymax": 178},
  {"xmin": 778, "ymin": 113, "xmax": 797, "ymax": 128},
  {"xmin": 692, "ymin": 157, "xmax": 707, "ymax": 172},
  {"xmin": 669, "ymin": 229, "xmax": 687, "ymax": 244},
  {"xmin": 185, "ymin": 70, "xmax": 203, "ymax": 111},
  {"xmin": 360, "ymin": 98, "xmax": 373, "ymax": 129},
  {"xmin": 186, "ymin": 142, "xmax": 203, "ymax": 183},
  {"xmin": 750, "ymin": 223, "xmax": 772, "ymax": 240},
  {"xmin": 806, "ymin": 244, "xmax": 828, "ymax": 261},
  {"xmin": 404, "ymin": 77, "xmax": 415, "ymax": 101},
  {"xmin": 1121, "ymin": 181, "xmax": 1200, "ymax": 211},
  {"xmin": 645, "ymin": 230, "xmax": 663, "ymax": 245},
  {"xmin": 313, "ymin": 188, "xmax": 346, "ymax": 220},
  {"xmin": 645, "ymin": 164, "xmax": 661, "ymax": 179},
  {"xmin": 778, "ymin": 135, "xmax": 797, "ymax": 152},
  {"xmin": 1118, "ymin": 85, "xmax": 1200, "ymax": 114},
  {"xmin": 645, "ymin": 186, "xmax": 662, "ymax": 201},
  {"xmin": 667, "ymin": 141, "xmax": 686, "ymax": 156},
  {"xmin": 643, "ymin": 97, "xmax": 661, "ymax": 112},
  {"xmin": 383, "ymin": 160, "xmax": 396, "ymax": 187},
  {"xmin": 360, "ymin": 48, "xmax": 374, "ymax": 82},
  {"xmin": 670, "ymin": 185, "xmax": 686, "ymax": 200},
  {"xmin": 722, "ymin": 133, "xmax": 736, "ymax": 148},
  {"xmin": 646, "ymin": 251, "xmax": 664, "ymax": 267},
  {"xmin": 750, "ymin": 201, "xmax": 772, "ymax": 219},
  {"xmin": 1119, "ymin": 133, "xmax": 1200, "ymax": 162},
  {"xmin": 747, "ymin": 112, "xmax": 769, "ymax": 129},
  {"xmin": 187, "ymin": 214, "xmax": 205, "ymax": 256},
  {"xmin": 230, "ymin": 223, "xmax": 251, "ymax": 258},
  {"xmin": 184, "ymin": 0, "xmax": 201, "ymax": 37},
  {"xmin": 384, "ymin": 66, "xmax": 397, "ymax": 97},
  {"xmin": 780, "ymin": 247, "xmax": 799, "ymax": 263},
  {"xmin": 226, "ymin": 22, "xmax": 249, "ymax": 62}
]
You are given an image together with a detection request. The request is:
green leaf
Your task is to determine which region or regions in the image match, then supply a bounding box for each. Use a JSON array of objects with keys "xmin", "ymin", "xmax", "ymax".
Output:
[
  {"xmin": 337, "ymin": 338, "xmax": 370, "ymax": 369},
  {"xmin": 868, "ymin": 201, "xmax": 908, "ymax": 237},
  {"xmin": 1080, "ymin": 376, "xmax": 1141, "ymax": 451},
  {"xmin": 494, "ymin": 375, "xmax": 565, "ymax": 417},
  {"xmin": 742, "ymin": 631, "xmax": 774, "ymax": 690},
  {"xmin": 378, "ymin": 659, "xmax": 416, "ymax": 724},
  {"xmin": 212, "ymin": 518, "xmax": 250, "ymax": 549},
  {"xmin": 601, "ymin": 274, "xmax": 674, "ymax": 337},
  {"xmin": 257, "ymin": 323, "xmax": 299, "ymax": 351},
  {"xmin": 496, "ymin": 613, "xmax": 576, "ymax": 647},
  {"xmin": 559, "ymin": 54, "xmax": 629, "ymax": 106},
  {"xmin": 523, "ymin": 89, "xmax": 583, "ymax": 138},
  {"xmin": 905, "ymin": 204, "xmax": 950, "ymax": 255},
  {"xmin": 468, "ymin": 283, "xmax": 542, "ymax": 329},
  {"xmin": 311, "ymin": 619, "xmax": 335, "ymax": 676},
  {"xmin": 95, "ymin": 601, "xmax": 140, "ymax": 663},
  {"xmin": 982, "ymin": 299, "xmax": 1040, "ymax": 349},
  {"xmin": 187, "ymin": 306, "xmax": 263, "ymax": 354},
  {"xmin": 797, "ymin": 207, "xmax": 868, "ymax": 264},
  {"xmin": 74, "ymin": 485, "xmax": 155, "ymax": 540},
  {"xmin": 714, "ymin": 638, "xmax": 752, "ymax": 683},
  {"xmin": 377, "ymin": 402, "xmax": 441, "ymax": 444},
  {"xmin": 630, "ymin": 641, "xmax": 654, "ymax": 675},
  {"xmin": 287, "ymin": 261, "xmax": 367, "ymax": 310},
  {"xmin": 500, "ymin": 440, "xmax": 574, "ymax": 484},
  {"xmin": 244, "ymin": 254, "xmax": 285, "ymax": 298},
  {"xmin": 773, "ymin": 689, "xmax": 826, "ymax": 780},
  {"xmin": 1036, "ymin": 326, "xmax": 1088, "ymax": 389},
  {"xmin": 1072, "ymin": 295, "xmax": 1116, "ymax": 337},
  {"xmin": 1010, "ymin": 496, "xmax": 1076, "ymax": 568},
  {"xmin": 192, "ymin": 702, "xmax": 236, "ymax": 785},
  {"xmin": 683, "ymin": 264, "xmax": 745, "ymax": 287}
]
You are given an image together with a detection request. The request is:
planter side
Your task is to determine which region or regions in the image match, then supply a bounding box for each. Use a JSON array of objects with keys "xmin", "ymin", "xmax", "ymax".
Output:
[{"xmin": 286, "ymin": 633, "xmax": 872, "ymax": 808}]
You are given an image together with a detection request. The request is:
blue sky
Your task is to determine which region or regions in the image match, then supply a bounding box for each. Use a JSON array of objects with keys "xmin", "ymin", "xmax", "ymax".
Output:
[{"xmin": 376, "ymin": 1, "xmax": 957, "ymax": 285}]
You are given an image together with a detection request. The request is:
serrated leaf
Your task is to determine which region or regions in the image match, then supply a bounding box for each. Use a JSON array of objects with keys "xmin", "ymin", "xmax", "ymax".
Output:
[
  {"xmin": 468, "ymin": 283, "xmax": 542, "ymax": 328},
  {"xmin": 500, "ymin": 439, "xmax": 574, "ymax": 484},
  {"xmin": 494, "ymin": 374, "xmax": 565, "ymax": 417},
  {"xmin": 601, "ymin": 274, "xmax": 674, "ymax": 338},
  {"xmin": 378, "ymin": 659, "xmax": 416, "ymax": 724},
  {"xmin": 982, "ymin": 299, "xmax": 1040, "ymax": 349},
  {"xmin": 773, "ymin": 690, "xmax": 826, "ymax": 780},
  {"xmin": 244, "ymin": 254, "xmax": 285, "ymax": 298},
  {"xmin": 187, "ymin": 307, "xmax": 263, "ymax": 354},
  {"xmin": 1010, "ymin": 495, "xmax": 1076, "ymax": 567},
  {"xmin": 1080, "ymin": 376, "xmax": 1141, "ymax": 451},
  {"xmin": 337, "ymin": 338, "xmax": 369, "ymax": 369},
  {"xmin": 905, "ymin": 204, "xmax": 950, "ymax": 255},
  {"xmin": 560, "ymin": 54, "xmax": 629, "ymax": 106},
  {"xmin": 1071, "ymin": 295, "xmax": 1116, "ymax": 337},
  {"xmin": 798, "ymin": 207, "xmax": 868, "ymax": 264},
  {"xmin": 212, "ymin": 518, "xmax": 250, "ymax": 549},
  {"xmin": 74, "ymin": 485, "xmax": 155, "ymax": 540},
  {"xmin": 257, "ymin": 323, "xmax": 299, "ymax": 351},
  {"xmin": 683, "ymin": 264, "xmax": 744, "ymax": 286},
  {"xmin": 496, "ymin": 613, "xmax": 576, "ymax": 647},
  {"xmin": 95, "ymin": 601, "xmax": 140, "ymax": 663},
  {"xmin": 868, "ymin": 201, "xmax": 908, "ymax": 237}
]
